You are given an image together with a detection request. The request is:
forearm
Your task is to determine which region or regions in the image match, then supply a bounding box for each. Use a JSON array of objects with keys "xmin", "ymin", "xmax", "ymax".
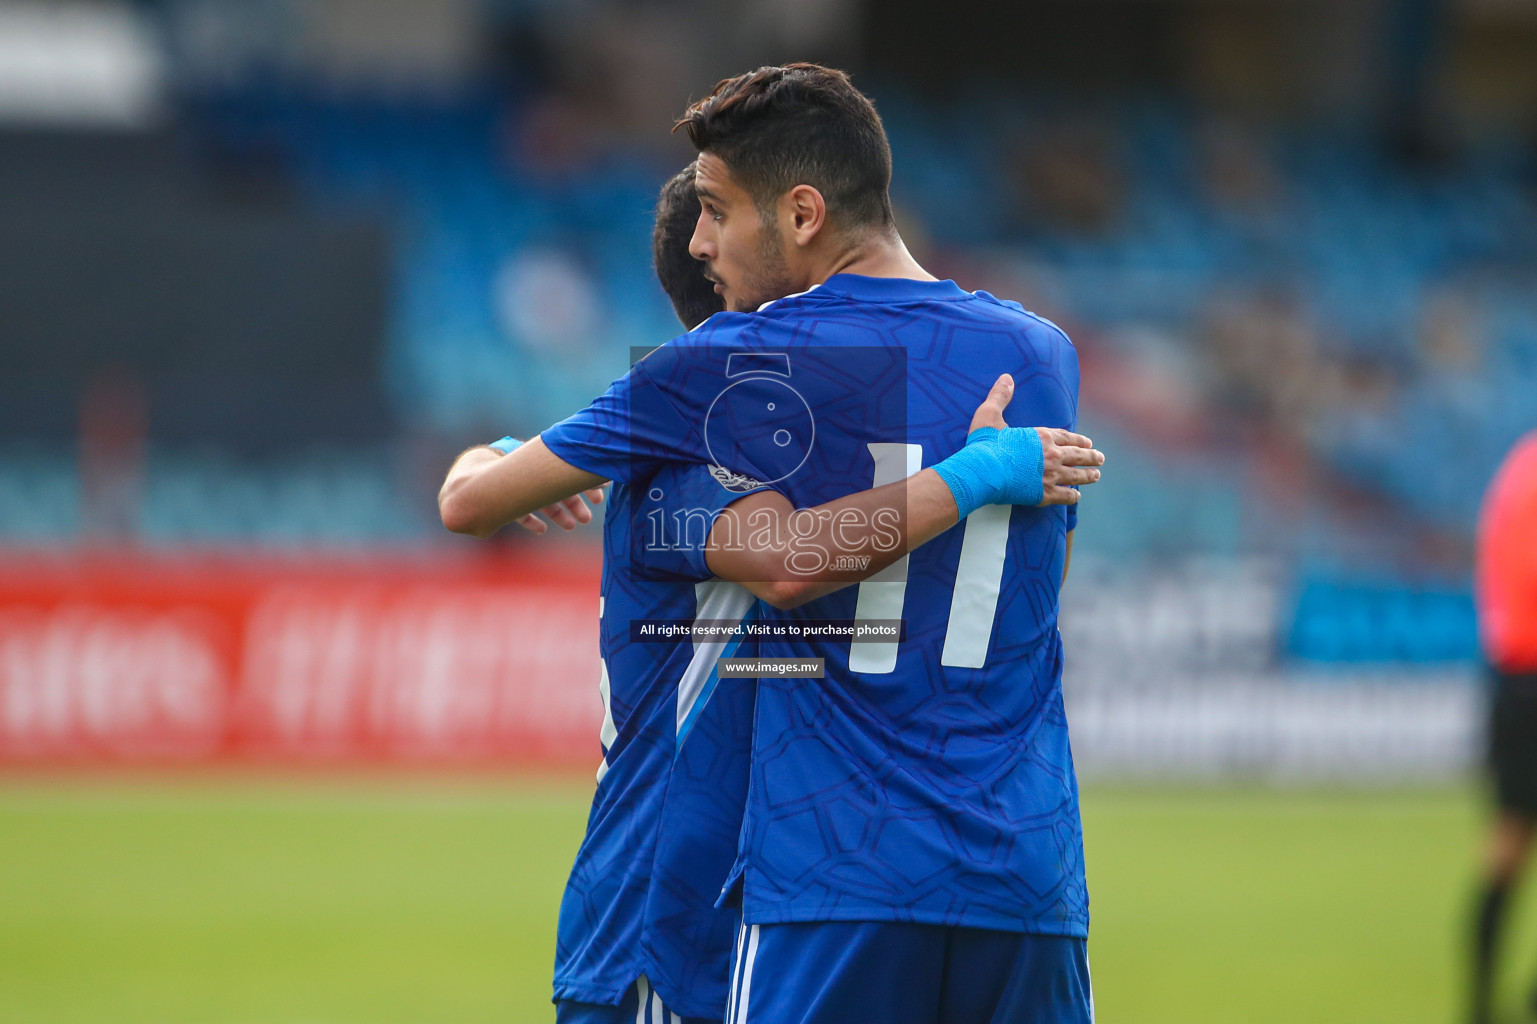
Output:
[
  {"xmin": 705, "ymin": 468, "xmax": 959, "ymax": 609},
  {"xmin": 704, "ymin": 373, "xmax": 1100, "ymax": 609},
  {"xmin": 438, "ymin": 447, "xmax": 502, "ymax": 538},
  {"xmin": 800, "ymin": 467, "xmax": 958, "ymax": 575},
  {"xmin": 439, "ymin": 437, "xmax": 605, "ymax": 537}
]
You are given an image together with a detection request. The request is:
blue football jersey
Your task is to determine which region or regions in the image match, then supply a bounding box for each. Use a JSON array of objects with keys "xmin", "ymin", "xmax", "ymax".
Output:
[
  {"xmin": 541, "ymin": 453, "xmax": 762, "ymax": 1019},
  {"xmin": 541, "ymin": 274, "xmax": 1087, "ymax": 938}
]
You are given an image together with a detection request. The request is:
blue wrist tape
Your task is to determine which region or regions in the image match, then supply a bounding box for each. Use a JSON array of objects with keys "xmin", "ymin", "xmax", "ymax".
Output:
[
  {"xmin": 489, "ymin": 436, "xmax": 523, "ymax": 454},
  {"xmin": 932, "ymin": 426, "xmax": 1044, "ymax": 518}
]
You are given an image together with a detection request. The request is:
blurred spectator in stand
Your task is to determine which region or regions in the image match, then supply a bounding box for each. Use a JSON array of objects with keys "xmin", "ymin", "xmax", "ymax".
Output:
[
  {"xmin": 1204, "ymin": 286, "xmax": 1324, "ymax": 444},
  {"xmin": 79, "ymin": 372, "xmax": 145, "ymax": 545},
  {"xmin": 1202, "ymin": 287, "xmax": 1329, "ymax": 523},
  {"xmin": 1198, "ymin": 118, "xmax": 1289, "ymax": 245},
  {"xmin": 1008, "ymin": 117, "xmax": 1124, "ymax": 235}
]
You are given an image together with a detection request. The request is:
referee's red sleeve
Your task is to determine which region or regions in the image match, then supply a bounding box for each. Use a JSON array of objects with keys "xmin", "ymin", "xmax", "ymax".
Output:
[{"xmin": 1477, "ymin": 431, "xmax": 1537, "ymax": 671}]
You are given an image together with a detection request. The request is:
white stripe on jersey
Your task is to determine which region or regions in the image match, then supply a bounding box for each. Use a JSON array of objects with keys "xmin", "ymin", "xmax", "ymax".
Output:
[
  {"xmin": 726, "ymin": 921, "xmax": 747, "ymax": 1024},
  {"xmin": 631, "ymin": 974, "xmax": 682, "ymax": 1024},
  {"xmin": 596, "ymin": 596, "xmax": 618, "ymax": 783},
  {"xmin": 676, "ymin": 580, "xmax": 753, "ymax": 735},
  {"xmin": 734, "ymin": 924, "xmax": 761, "ymax": 1024},
  {"xmin": 1087, "ymin": 953, "xmax": 1096, "ymax": 1022}
]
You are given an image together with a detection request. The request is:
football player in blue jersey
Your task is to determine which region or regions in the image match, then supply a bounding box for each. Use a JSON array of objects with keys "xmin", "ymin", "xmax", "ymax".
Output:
[
  {"xmin": 668, "ymin": 68, "xmax": 1095, "ymax": 1024},
  {"xmin": 441, "ymin": 158, "xmax": 1104, "ymax": 1024}
]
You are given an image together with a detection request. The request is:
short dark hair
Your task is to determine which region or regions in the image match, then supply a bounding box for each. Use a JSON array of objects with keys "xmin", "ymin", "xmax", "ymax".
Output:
[
  {"xmin": 675, "ymin": 63, "xmax": 895, "ymax": 232},
  {"xmin": 653, "ymin": 163, "xmax": 724, "ymax": 330}
]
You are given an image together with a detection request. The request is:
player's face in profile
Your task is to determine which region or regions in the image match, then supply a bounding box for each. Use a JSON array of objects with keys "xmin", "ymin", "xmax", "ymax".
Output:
[{"xmin": 689, "ymin": 152, "xmax": 794, "ymax": 313}]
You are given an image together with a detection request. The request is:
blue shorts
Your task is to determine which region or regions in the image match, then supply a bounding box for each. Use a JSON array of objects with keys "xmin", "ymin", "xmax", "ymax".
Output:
[
  {"xmin": 557, "ymin": 975, "xmax": 715, "ymax": 1024},
  {"xmin": 725, "ymin": 921, "xmax": 1093, "ymax": 1024}
]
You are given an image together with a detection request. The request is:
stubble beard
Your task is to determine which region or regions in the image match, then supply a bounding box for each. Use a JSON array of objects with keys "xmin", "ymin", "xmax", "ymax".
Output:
[{"xmin": 728, "ymin": 219, "xmax": 795, "ymax": 313}]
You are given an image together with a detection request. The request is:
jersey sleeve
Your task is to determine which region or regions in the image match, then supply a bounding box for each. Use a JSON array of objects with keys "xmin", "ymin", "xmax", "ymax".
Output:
[
  {"xmin": 1017, "ymin": 318, "xmax": 1081, "ymax": 533},
  {"xmin": 539, "ymin": 342, "xmax": 751, "ymax": 484},
  {"xmin": 633, "ymin": 463, "xmax": 770, "ymax": 581},
  {"xmin": 1010, "ymin": 322, "xmax": 1079, "ymax": 429},
  {"xmin": 538, "ymin": 359, "xmax": 694, "ymax": 483}
]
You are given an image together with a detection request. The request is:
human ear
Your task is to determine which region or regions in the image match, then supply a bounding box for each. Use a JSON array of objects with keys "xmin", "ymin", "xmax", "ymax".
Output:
[{"xmin": 785, "ymin": 185, "xmax": 826, "ymax": 246}]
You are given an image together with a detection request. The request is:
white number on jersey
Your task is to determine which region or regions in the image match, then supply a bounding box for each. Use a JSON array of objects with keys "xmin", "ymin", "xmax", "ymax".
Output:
[{"xmin": 848, "ymin": 443, "xmax": 1011, "ymax": 673}]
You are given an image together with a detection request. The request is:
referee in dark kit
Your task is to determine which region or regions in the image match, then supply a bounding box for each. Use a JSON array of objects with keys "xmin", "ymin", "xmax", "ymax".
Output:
[{"xmin": 1471, "ymin": 429, "xmax": 1537, "ymax": 1024}]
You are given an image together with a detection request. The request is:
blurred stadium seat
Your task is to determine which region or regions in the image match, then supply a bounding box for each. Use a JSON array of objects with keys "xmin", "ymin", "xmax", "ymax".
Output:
[{"xmin": 0, "ymin": 0, "xmax": 1534, "ymax": 768}]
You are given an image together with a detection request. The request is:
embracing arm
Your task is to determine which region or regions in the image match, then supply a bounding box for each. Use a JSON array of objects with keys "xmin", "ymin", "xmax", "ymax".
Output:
[
  {"xmin": 439, "ymin": 438, "xmax": 607, "ymax": 538},
  {"xmin": 705, "ymin": 469, "xmax": 962, "ymax": 609},
  {"xmin": 707, "ymin": 375, "xmax": 1102, "ymax": 609}
]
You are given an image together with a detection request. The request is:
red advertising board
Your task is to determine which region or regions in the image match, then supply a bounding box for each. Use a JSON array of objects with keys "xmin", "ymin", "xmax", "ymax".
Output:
[{"xmin": 0, "ymin": 548, "xmax": 604, "ymax": 766}]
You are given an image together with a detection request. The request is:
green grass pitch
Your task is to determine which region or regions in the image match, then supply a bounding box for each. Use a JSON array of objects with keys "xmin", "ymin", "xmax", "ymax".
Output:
[{"xmin": 0, "ymin": 776, "xmax": 1526, "ymax": 1024}]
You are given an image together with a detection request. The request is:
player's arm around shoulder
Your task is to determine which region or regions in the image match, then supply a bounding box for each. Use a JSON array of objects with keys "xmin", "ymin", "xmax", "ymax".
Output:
[
  {"xmin": 439, "ymin": 438, "xmax": 607, "ymax": 538},
  {"xmin": 702, "ymin": 472, "xmax": 958, "ymax": 611},
  {"xmin": 705, "ymin": 375, "xmax": 1103, "ymax": 610}
]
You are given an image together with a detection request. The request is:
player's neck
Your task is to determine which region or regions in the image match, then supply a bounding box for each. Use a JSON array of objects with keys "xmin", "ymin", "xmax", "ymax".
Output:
[{"xmin": 813, "ymin": 230, "xmax": 936, "ymax": 286}]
